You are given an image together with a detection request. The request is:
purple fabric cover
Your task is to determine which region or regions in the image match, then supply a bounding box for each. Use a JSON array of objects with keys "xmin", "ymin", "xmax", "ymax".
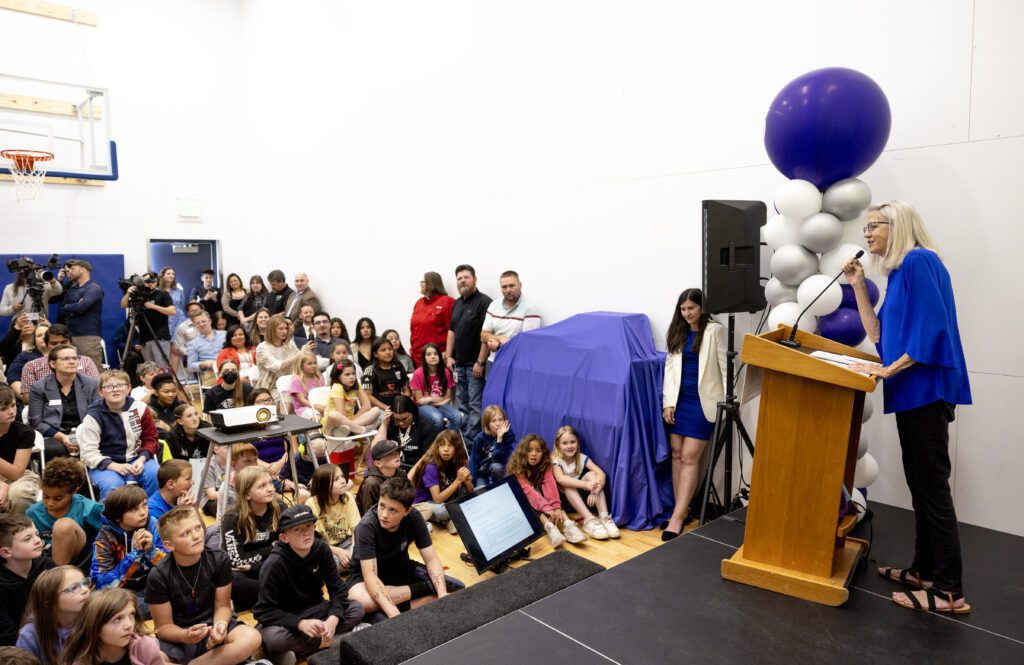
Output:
[{"xmin": 481, "ymin": 311, "xmax": 672, "ymax": 529}]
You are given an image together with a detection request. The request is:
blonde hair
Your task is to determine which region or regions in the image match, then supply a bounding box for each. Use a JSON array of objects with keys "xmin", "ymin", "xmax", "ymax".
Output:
[
  {"xmin": 60, "ymin": 588, "xmax": 148, "ymax": 665},
  {"xmin": 292, "ymin": 350, "xmax": 319, "ymax": 379},
  {"xmin": 551, "ymin": 425, "xmax": 582, "ymax": 469},
  {"xmin": 266, "ymin": 313, "xmax": 291, "ymax": 347},
  {"xmin": 481, "ymin": 405, "xmax": 507, "ymax": 436},
  {"xmin": 99, "ymin": 369, "xmax": 131, "ymax": 390},
  {"xmin": 870, "ymin": 200, "xmax": 942, "ymax": 273},
  {"xmin": 234, "ymin": 466, "xmax": 279, "ymax": 542}
]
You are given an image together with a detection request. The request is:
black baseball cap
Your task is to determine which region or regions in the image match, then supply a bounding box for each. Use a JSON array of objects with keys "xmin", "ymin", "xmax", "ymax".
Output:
[
  {"xmin": 370, "ymin": 440, "xmax": 405, "ymax": 461},
  {"xmin": 65, "ymin": 259, "xmax": 93, "ymax": 271},
  {"xmin": 278, "ymin": 505, "xmax": 317, "ymax": 531}
]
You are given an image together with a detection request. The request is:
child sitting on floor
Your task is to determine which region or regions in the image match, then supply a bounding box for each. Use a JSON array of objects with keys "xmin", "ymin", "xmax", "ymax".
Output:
[
  {"xmin": 469, "ymin": 405, "xmax": 516, "ymax": 489},
  {"xmin": 254, "ymin": 505, "xmax": 366, "ymax": 662},
  {"xmin": 147, "ymin": 459, "xmax": 195, "ymax": 522},
  {"xmin": 410, "ymin": 430, "xmax": 473, "ymax": 534},
  {"xmin": 507, "ymin": 434, "xmax": 587, "ymax": 548},
  {"xmin": 220, "ymin": 466, "xmax": 286, "ymax": 612},
  {"xmin": 163, "ymin": 404, "xmax": 208, "ymax": 461},
  {"xmin": 62, "ymin": 588, "xmax": 164, "ymax": 665},
  {"xmin": 147, "ymin": 506, "xmax": 264, "ymax": 665},
  {"xmin": 91, "ymin": 484, "xmax": 166, "ymax": 617},
  {"xmin": 0, "ymin": 515, "xmax": 54, "ymax": 647},
  {"xmin": 200, "ymin": 442, "xmax": 258, "ymax": 518},
  {"xmin": 346, "ymin": 477, "xmax": 463, "ymax": 620},
  {"xmin": 551, "ymin": 425, "xmax": 620, "ymax": 540},
  {"xmin": 308, "ymin": 464, "xmax": 359, "ymax": 572},
  {"xmin": 26, "ymin": 458, "xmax": 103, "ymax": 569},
  {"xmin": 16, "ymin": 565, "xmax": 91, "ymax": 664}
]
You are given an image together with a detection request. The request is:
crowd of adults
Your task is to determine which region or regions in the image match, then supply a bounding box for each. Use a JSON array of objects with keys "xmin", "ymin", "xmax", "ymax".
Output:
[{"xmin": 1, "ymin": 261, "xmax": 543, "ymax": 462}]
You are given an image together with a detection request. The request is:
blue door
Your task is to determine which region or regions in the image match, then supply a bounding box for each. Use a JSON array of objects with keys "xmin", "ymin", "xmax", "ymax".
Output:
[{"xmin": 147, "ymin": 240, "xmax": 219, "ymax": 300}]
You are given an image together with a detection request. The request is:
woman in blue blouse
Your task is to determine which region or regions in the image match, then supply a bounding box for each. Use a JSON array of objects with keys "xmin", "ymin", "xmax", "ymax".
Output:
[{"xmin": 844, "ymin": 201, "xmax": 972, "ymax": 614}]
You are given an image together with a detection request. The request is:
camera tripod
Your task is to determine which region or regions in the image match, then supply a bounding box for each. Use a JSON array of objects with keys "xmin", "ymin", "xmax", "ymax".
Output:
[
  {"xmin": 121, "ymin": 300, "xmax": 186, "ymax": 397},
  {"xmin": 696, "ymin": 313, "xmax": 756, "ymax": 524}
]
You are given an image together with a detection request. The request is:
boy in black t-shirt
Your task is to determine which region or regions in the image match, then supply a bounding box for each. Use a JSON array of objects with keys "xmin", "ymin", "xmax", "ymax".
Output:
[
  {"xmin": 254, "ymin": 505, "xmax": 365, "ymax": 662},
  {"xmin": 147, "ymin": 506, "xmax": 264, "ymax": 665},
  {"xmin": 347, "ymin": 477, "xmax": 463, "ymax": 619},
  {"xmin": 0, "ymin": 516, "xmax": 54, "ymax": 646},
  {"xmin": 0, "ymin": 384, "xmax": 38, "ymax": 515}
]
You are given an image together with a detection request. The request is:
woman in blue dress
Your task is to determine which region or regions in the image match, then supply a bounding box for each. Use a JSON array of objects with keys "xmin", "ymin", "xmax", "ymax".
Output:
[
  {"xmin": 844, "ymin": 201, "xmax": 972, "ymax": 614},
  {"xmin": 661, "ymin": 288, "xmax": 727, "ymax": 541}
]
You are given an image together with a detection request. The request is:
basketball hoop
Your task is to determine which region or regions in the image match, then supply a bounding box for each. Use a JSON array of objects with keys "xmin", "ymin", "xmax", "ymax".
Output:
[{"xmin": 2, "ymin": 149, "xmax": 54, "ymax": 201}]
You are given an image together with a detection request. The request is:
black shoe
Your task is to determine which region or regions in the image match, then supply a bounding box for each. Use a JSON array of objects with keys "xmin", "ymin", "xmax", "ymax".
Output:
[
  {"xmin": 661, "ymin": 529, "xmax": 680, "ymax": 542},
  {"xmin": 659, "ymin": 520, "xmax": 670, "ymax": 530}
]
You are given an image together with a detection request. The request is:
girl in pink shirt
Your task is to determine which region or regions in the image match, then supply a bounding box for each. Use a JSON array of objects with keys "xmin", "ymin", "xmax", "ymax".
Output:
[{"xmin": 507, "ymin": 434, "xmax": 587, "ymax": 548}]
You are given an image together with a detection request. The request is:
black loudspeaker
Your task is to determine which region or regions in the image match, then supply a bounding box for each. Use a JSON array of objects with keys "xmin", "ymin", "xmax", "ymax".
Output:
[{"xmin": 702, "ymin": 200, "xmax": 767, "ymax": 314}]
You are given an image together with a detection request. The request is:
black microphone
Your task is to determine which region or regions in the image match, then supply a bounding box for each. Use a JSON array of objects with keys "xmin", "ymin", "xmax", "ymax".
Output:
[{"xmin": 779, "ymin": 249, "xmax": 864, "ymax": 349}]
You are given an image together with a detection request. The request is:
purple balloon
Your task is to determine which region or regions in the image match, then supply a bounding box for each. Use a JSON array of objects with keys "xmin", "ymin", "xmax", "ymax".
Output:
[
  {"xmin": 839, "ymin": 279, "xmax": 880, "ymax": 309},
  {"xmin": 817, "ymin": 306, "xmax": 866, "ymax": 347},
  {"xmin": 765, "ymin": 68, "xmax": 892, "ymax": 190}
]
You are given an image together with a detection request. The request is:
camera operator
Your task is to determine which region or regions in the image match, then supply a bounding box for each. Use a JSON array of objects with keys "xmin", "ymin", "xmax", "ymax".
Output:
[
  {"xmin": 119, "ymin": 273, "xmax": 176, "ymax": 372},
  {"xmin": 0, "ymin": 259, "xmax": 63, "ymax": 317},
  {"xmin": 57, "ymin": 259, "xmax": 105, "ymax": 367}
]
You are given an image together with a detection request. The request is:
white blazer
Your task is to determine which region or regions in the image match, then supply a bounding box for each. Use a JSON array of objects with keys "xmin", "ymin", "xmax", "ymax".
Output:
[{"xmin": 662, "ymin": 320, "xmax": 728, "ymax": 423}]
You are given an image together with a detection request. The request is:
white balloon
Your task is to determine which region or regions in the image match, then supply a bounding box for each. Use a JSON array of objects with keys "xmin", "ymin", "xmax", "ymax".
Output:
[
  {"xmin": 822, "ymin": 178, "xmax": 872, "ymax": 221},
  {"xmin": 819, "ymin": 243, "xmax": 865, "ymax": 284},
  {"xmin": 764, "ymin": 277, "xmax": 798, "ymax": 306},
  {"xmin": 764, "ymin": 214, "xmax": 802, "ymax": 250},
  {"xmin": 854, "ymin": 453, "xmax": 879, "ymax": 487},
  {"xmin": 774, "ymin": 179, "xmax": 822, "ymax": 221},
  {"xmin": 861, "ymin": 397, "xmax": 874, "ymax": 423},
  {"xmin": 767, "ymin": 301, "xmax": 808, "ymax": 332},
  {"xmin": 857, "ymin": 433, "xmax": 869, "ymax": 459},
  {"xmin": 770, "ymin": 244, "xmax": 819, "ymax": 286},
  {"xmin": 796, "ymin": 274, "xmax": 843, "ymax": 317},
  {"xmin": 799, "ymin": 212, "xmax": 843, "ymax": 254},
  {"xmin": 851, "ymin": 488, "xmax": 867, "ymax": 523}
]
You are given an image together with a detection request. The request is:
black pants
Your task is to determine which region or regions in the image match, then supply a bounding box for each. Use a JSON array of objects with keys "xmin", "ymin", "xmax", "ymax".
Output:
[{"xmin": 895, "ymin": 400, "xmax": 963, "ymax": 594}]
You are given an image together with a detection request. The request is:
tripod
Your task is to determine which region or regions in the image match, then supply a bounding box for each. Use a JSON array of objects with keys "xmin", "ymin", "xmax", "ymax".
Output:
[
  {"xmin": 121, "ymin": 301, "xmax": 186, "ymax": 397},
  {"xmin": 697, "ymin": 313, "xmax": 756, "ymax": 524}
]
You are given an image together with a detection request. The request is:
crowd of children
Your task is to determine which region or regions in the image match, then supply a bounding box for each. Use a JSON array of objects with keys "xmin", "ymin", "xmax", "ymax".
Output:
[{"xmin": 1, "ymin": 361, "xmax": 625, "ymax": 665}]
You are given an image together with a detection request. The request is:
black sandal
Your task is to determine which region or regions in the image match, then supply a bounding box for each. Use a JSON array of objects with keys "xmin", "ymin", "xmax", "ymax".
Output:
[
  {"xmin": 894, "ymin": 588, "xmax": 972, "ymax": 614},
  {"xmin": 878, "ymin": 566, "xmax": 932, "ymax": 590}
]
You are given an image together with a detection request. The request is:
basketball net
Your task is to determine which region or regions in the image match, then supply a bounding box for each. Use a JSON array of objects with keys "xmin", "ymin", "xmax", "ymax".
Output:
[{"xmin": 2, "ymin": 150, "xmax": 54, "ymax": 201}]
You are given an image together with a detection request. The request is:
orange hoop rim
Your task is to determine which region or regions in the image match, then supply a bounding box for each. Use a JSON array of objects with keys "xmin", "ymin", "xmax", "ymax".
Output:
[{"xmin": 2, "ymin": 149, "xmax": 55, "ymax": 172}]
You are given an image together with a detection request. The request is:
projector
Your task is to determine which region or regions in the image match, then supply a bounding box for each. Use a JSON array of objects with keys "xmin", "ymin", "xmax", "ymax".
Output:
[{"xmin": 208, "ymin": 405, "xmax": 278, "ymax": 432}]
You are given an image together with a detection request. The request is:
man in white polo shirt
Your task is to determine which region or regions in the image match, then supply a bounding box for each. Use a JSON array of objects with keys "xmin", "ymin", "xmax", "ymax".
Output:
[{"xmin": 480, "ymin": 270, "xmax": 542, "ymax": 371}]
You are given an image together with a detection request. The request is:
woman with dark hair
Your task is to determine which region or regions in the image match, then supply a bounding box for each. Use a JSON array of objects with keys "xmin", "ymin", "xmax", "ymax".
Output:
[
  {"xmin": 220, "ymin": 272, "xmax": 247, "ymax": 327},
  {"xmin": 353, "ymin": 317, "xmax": 376, "ymax": 370},
  {"xmin": 330, "ymin": 317, "xmax": 349, "ymax": 342},
  {"xmin": 409, "ymin": 271, "xmax": 455, "ymax": 367},
  {"xmin": 216, "ymin": 324, "xmax": 256, "ymax": 382},
  {"xmin": 660, "ymin": 288, "xmax": 726, "ymax": 541},
  {"xmin": 843, "ymin": 201, "xmax": 972, "ymax": 614},
  {"xmin": 250, "ymin": 308, "xmax": 271, "ymax": 345},
  {"xmin": 238, "ymin": 275, "xmax": 269, "ymax": 331},
  {"xmin": 382, "ymin": 329, "xmax": 415, "ymax": 374}
]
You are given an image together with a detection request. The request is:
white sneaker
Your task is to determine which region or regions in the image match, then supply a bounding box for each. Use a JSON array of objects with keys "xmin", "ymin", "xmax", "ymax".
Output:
[
  {"xmin": 561, "ymin": 519, "xmax": 589, "ymax": 544},
  {"xmin": 600, "ymin": 514, "xmax": 621, "ymax": 538},
  {"xmin": 331, "ymin": 425, "xmax": 351, "ymax": 437},
  {"xmin": 545, "ymin": 522, "xmax": 565, "ymax": 548},
  {"xmin": 581, "ymin": 517, "xmax": 609, "ymax": 540}
]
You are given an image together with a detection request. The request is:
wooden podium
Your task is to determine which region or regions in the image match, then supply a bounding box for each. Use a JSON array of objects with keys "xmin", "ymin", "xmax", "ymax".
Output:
[{"xmin": 721, "ymin": 325, "xmax": 879, "ymax": 606}]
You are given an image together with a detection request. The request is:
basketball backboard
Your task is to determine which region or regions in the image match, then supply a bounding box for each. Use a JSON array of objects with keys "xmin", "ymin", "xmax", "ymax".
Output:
[{"xmin": 0, "ymin": 72, "xmax": 117, "ymax": 181}]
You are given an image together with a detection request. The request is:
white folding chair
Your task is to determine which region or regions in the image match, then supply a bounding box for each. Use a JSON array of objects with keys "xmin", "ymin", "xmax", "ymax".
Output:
[
  {"xmin": 31, "ymin": 430, "xmax": 45, "ymax": 479},
  {"xmin": 275, "ymin": 375, "xmax": 294, "ymax": 415},
  {"xmin": 247, "ymin": 365, "xmax": 260, "ymax": 385},
  {"xmin": 99, "ymin": 339, "xmax": 110, "ymax": 369}
]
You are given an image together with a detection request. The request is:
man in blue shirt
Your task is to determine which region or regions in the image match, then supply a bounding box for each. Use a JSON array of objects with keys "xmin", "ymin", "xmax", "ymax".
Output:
[
  {"xmin": 59, "ymin": 259, "xmax": 105, "ymax": 368},
  {"xmin": 186, "ymin": 311, "xmax": 225, "ymax": 387}
]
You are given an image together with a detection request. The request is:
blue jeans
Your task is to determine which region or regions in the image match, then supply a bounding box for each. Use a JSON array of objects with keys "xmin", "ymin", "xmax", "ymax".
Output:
[
  {"xmin": 419, "ymin": 403, "xmax": 464, "ymax": 442},
  {"xmin": 454, "ymin": 364, "xmax": 485, "ymax": 442},
  {"xmin": 474, "ymin": 462, "xmax": 505, "ymax": 489},
  {"xmin": 90, "ymin": 457, "xmax": 160, "ymax": 501}
]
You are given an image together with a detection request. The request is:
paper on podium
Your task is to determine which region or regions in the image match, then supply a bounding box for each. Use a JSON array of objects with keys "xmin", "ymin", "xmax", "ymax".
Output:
[{"xmin": 809, "ymin": 350, "xmax": 881, "ymax": 376}]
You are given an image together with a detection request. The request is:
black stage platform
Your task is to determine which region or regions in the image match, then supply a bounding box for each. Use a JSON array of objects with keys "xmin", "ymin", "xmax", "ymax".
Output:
[{"xmin": 406, "ymin": 503, "xmax": 1024, "ymax": 664}]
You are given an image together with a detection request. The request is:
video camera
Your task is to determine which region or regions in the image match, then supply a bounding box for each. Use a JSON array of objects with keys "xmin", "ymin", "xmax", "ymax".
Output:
[
  {"xmin": 5, "ymin": 255, "xmax": 61, "ymax": 303},
  {"xmin": 117, "ymin": 273, "xmax": 158, "ymax": 309}
]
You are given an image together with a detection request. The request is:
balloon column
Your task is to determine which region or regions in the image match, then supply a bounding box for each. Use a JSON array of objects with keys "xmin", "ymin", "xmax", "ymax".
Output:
[{"xmin": 763, "ymin": 67, "xmax": 892, "ymax": 520}]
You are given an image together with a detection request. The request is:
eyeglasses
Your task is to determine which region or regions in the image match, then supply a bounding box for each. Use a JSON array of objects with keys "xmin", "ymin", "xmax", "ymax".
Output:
[
  {"xmin": 863, "ymin": 221, "xmax": 891, "ymax": 233},
  {"xmin": 102, "ymin": 383, "xmax": 128, "ymax": 391},
  {"xmin": 62, "ymin": 577, "xmax": 94, "ymax": 594}
]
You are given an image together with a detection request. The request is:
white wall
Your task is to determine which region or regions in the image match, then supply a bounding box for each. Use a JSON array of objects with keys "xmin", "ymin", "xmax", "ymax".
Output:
[{"xmin": 4, "ymin": 1, "xmax": 1021, "ymax": 534}]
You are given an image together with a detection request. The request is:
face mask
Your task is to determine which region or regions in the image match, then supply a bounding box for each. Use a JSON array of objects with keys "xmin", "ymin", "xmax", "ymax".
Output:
[{"xmin": 221, "ymin": 371, "xmax": 238, "ymax": 384}]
